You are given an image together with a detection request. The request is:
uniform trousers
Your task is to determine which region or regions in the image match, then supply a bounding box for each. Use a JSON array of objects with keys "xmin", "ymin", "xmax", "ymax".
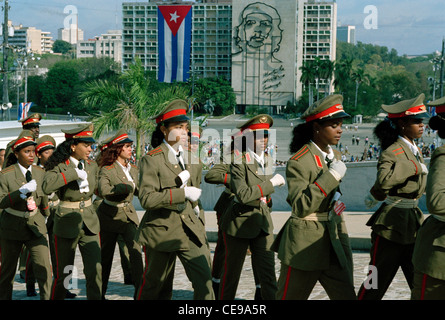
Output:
[
  {"xmin": 137, "ymin": 238, "xmax": 214, "ymax": 300},
  {"xmin": 357, "ymin": 232, "xmax": 415, "ymax": 300},
  {"xmin": 100, "ymin": 222, "xmax": 143, "ymax": 298},
  {"xmin": 0, "ymin": 235, "xmax": 52, "ymax": 300},
  {"xmin": 411, "ymin": 271, "xmax": 445, "ymax": 300},
  {"xmin": 219, "ymin": 232, "xmax": 277, "ymax": 300},
  {"xmin": 50, "ymin": 229, "xmax": 102, "ymax": 300}
]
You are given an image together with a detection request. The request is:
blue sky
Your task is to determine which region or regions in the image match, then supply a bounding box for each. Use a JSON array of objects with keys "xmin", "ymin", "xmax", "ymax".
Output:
[{"xmin": 7, "ymin": 0, "xmax": 445, "ymax": 56}]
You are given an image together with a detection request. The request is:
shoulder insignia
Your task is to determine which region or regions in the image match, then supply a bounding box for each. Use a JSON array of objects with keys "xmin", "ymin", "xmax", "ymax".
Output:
[
  {"xmin": 1, "ymin": 166, "xmax": 15, "ymax": 174},
  {"xmin": 314, "ymin": 155, "xmax": 323, "ymax": 168},
  {"xmin": 147, "ymin": 146, "xmax": 162, "ymax": 156},
  {"xmin": 244, "ymin": 153, "xmax": 251, "ymax": 163},
  {"xmin": 105, "ymin": 164, "xmax": 115, "ymax": 170},
  {"xmin": 32, "ymin": 165, "xmax": 44, "ymax": 171},
  {"xmin": 234, "ymin": 149, "xmax": 240, "ymax": 157},
  {"xmin": 130, "ymin": 164, "xmax": 138, "ymax": 168},
  {"xmin": 392, "ymin": 147, "xmax": 404, "ymax": 156},
  {"xmin": 290, "ymin": 145, "xmax": 309, "ymax": 161}
]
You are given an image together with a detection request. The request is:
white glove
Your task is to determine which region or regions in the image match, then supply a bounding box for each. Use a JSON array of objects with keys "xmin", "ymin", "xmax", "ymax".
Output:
[
  {"xmin": 184, "ymin": 186, "xmax": 202, "ymax": 202},
  {"xmin": 19, "ymin": 179, "xmax": 37, "ymax": 194},
  {"xmin": 75, "ymin": 168, "xmax": 87, "ymax": 180},
  {"xmin": 329, "ymin": 160, "xmax": 347, "ymax": 181},
  {"xmin": 270, "ymin": 174, "xmax": 285, "ymax": 187},
  {"xmin": 78, "ymin": 179, "xmax": 89, "ymax": 189},
  {"xmin": 364, "ymin": 192, "xmax": 379, "ymax": 209},
  {"xmin": 178, "ymin": 170, "xmax": 190, "ymax": 188},
  {"xmin": 193, "ymin": 205, "xmax": 200, "ymax": 217},
  {"xmin": 420, "ymin": 163, "xmax": 428, "ymax": 175}
]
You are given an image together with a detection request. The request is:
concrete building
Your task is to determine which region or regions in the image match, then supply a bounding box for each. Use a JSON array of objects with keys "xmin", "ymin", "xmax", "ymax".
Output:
[
  {"xmin": 6, "ymin": 21, "xmax": 54, "ymax": 54},
  {"xmin": 122, "ymin": 0, "xmax": 337, "ymax": 110},
  {"xmin": 77, "ymin": 30, "xmax": 123, "ymax": 63},
  {"xmin": 337, "ymin": 25, "xmax": 356, "ymax": 44},
  {"xmin": 58, "ymin": 24, "xmax": 84, "ymax": 44}
]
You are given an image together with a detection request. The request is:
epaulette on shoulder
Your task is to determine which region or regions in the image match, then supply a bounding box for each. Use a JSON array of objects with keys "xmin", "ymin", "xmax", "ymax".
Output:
[
  {"xmin": 391, "ymin": 147, "xmax": 405, "ymax": 156},
  {"xmin": 32, "ymin": 164, "xmax": 44, "ymax": 171},
  {"xmin": 290, "ymin": 145, "xmax": 309, "ymax": 161},
  {"xmin": 130, "ymin": 163, "xmax": 138, "ymax": 168},
  {"xmin": 1, "ymin": 166, "xmax": 15, "ymax": 174},
  {"xmin": 147, "ymin": 146, "xmax": 163, "ymax": 157},
  {"xmin": 87, "ymin": 159, "xmax": 96, "ymax": 165},
  {"xmin": 105, "ymin": 164, "xmax": 115, "ymax": 170},
  {"xmin": 234, "ymin": 152, "xmax": 243, "ymax": 163}
]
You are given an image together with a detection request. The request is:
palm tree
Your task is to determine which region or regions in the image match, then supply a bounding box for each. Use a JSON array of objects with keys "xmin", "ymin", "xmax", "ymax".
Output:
[
  {"xmin": 319, "ymin": 59, "xmax": 335, "ymax": 96},
  {"xmin": 80, "ymin": 58, "xmax": 189, "ymax": 161},
  {"xmin": 334, "ymin": 58, "xmax": 353, "ymax": 94},
  {"xmin": 351, "ymin": 67, "xmax": 369, "ymax": 109},
  {"xmin": 299, "ymin": 61, "xmax": 316, "ymax": 105}
]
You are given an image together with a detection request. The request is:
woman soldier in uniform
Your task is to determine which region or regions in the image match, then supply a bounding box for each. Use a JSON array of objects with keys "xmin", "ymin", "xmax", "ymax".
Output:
[
  {"xmin": 411, "ymin": 97, "xmax": 445, "ymax": 299},
  {"xmin": 135, "ymin": 99, "xmax": 214, "ymax": 300},
  {"xmin": 97, "ymin": 129, "xmax": 143, "ymax": 299},
  {"xmin": 218, "ymin": 114, "xmax": 285, "ymax": 300},
  {"xmin": 43, "ymin": 123, "xmax": 102, "ymax": 300},
  {"xmin": 358, "ymin": 93, "xmax": 429, "ymax": 300},
  {"xmin": 0, "ymin": 130, "xmax": 52, "ymax": 300},
  {"xmin": 272, "ymin": 94, "xmax": 356, "ymax": 300}
]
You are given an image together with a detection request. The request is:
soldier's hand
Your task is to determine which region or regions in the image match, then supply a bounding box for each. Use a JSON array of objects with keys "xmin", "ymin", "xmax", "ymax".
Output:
[
  {"xmin": 270, "ymin": 174, "xmax": 285, "ymax": 187},
  {"xmin": 75, "ymin": 168, "xmax": 87, "ymax": 180},
  {"xmin": 420, "ymin": 163, "xmax": 428, "ymax": 175},
  {"xmin": 329, "ymin": 160, "xmax": 347, "ymax": 180},
  {"xmin": 184, "ymin": 186, "xmax": 202, "ymax": 202},
  {"xmin": 19, "ymin": 179, "xmax": 37, "ymax": 194}
]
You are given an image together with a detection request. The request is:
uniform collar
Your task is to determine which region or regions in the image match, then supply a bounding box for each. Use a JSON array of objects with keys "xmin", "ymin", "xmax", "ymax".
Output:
[
  {"xmin": 17, "ymin": 162, "xmax": 32, "ymax": 178},
  {"xmin": 311, "ymin": 141, "xmax": 335, "ymax": 163},
  {"xmin": 398, "ymin": 136, "xmax": 419, "ymax": 156}
]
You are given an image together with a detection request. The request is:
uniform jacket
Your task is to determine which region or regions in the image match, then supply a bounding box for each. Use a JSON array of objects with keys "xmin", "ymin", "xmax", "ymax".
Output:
[
  {"xmin": 42, "ymin": 158, "xmax": 99, "ymax": 238},
  {"xmin": 135, "ymin": 143, "xmax": 206, "ymax": 252},
  {"xmin": 367, "ymin": 138, "xmax": 426, "ymax": 244},
  {"xmin": 97, "ymin": 161, "xmax": 139, "ymax": 232},
  {"xmin": 219, "ymin": 151, "xmax": 275, "ymax": 239},
  {"xmin": 204, "ymin": 156, "xmax": 235, "ymax": 215},
  {"xmin": 412, "ymin": 145, "xmax": 445, "ymax": 280},
  {"xmin": 0, "ymin": 164, "xmax": 49, "ymax": 240},
  {"xmin": 271, "ymin": 143, "xmax": 352, "ymax": 271}
]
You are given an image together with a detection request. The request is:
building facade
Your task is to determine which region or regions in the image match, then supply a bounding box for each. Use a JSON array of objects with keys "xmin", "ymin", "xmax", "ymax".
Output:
[
  {"xmin": 337, "ymin": 25, "xmax": 356, "ymax": 44},
  {"xmin": 122, "ymin": 0, "xmax": 337, "ymax": 108},
  {"xmin": 6, "ymin": 21, "xmax": 54, "ymax": 54},
  {"xmin": 58, "ymin": 24, "xmax": 84, "ymax": 44},
  {"xmin": 77, "ymin": 30, "xmax": 123, "ymax": 63}
]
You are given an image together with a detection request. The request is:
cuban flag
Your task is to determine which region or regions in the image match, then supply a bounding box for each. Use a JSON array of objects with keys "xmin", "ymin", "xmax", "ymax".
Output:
[
  {"xmin": 157, "ymin": 5, "xmax": 192, "ymax": 83},
  {"xmin": 18, "ymin": 102, "xmax": 33, "ymax": 120}
]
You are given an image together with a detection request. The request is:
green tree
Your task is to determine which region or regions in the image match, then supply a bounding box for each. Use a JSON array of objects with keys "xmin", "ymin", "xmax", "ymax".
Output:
[
  {"xmin": 299, "ymin": 60, "xmax": 316, "ymax": 105},
  {"xmin": 81, "ymin": 58, "xmax": 189, "ymax": 161},
  {"xmin": 351, "ymin": 67, "xmax": 369, "ymax": 109},
  {"xmin": 52, "ymin": 40, "xmax": 73, "ymax": 54},
  {"xmin": 193, "ymin": 77, "xmax": 236, "ymax": 116}
]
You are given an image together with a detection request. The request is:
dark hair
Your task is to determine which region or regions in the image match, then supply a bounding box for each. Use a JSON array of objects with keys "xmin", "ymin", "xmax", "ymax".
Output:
[
  {"xmin": 44, "ymin": 140, "xmax": 80, "ymax": 171},
  {"xmin": 4, "ymin": 152, "xmax": 17, "ymax": 168},
  {"xmin": 150, "ymin": 123, "xmax": 165, "ymax": 149},
  {"xmin": 429, "ymin": 115, "xmax": 445, "ymax": 139},
  {"xmin": 289, "ymin": 122, "xmax": 314, "ymax": 154},
  {"xmin": 98, "ymin": 143, "xmax": 124, "ymax": 167},
  {"xmin": 374, "ymin": 117, "xmax": 412, "ymax": 150}
]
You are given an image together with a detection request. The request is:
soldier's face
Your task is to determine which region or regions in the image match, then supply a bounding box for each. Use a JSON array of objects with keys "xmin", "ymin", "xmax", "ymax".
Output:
[
  {"xmin": 119, "ymin": 143, "xmax": 133, "ymax": 161},
  {"xmin": 15, "ymin": 145, "xmax": 35, "ymax": 168},
  {"xmin": 254, "ymin": 131, "xmax": 269, "ymax": 153},
  {"xmin": 400, "ymin": 118, "xmax": 424, "ymax": 141},
  {"xmin": 72, "ymin": 142, "xmax": 92, "ymax": 161},
  {"xmin": 37, "ymin": 148, "xmax": 54, "ymax": 166},
  {"xmin": 163, "ymin": 121, "xmax": 189, "ymax": 148},
  {"xmin": 314, "ymin": 119, "xmax": 343, "ymax": 147}
]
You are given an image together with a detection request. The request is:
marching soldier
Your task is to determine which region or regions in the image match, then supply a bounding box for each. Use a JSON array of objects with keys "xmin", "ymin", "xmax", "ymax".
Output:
[
  {"xmin": 358, "ymin": 93, "xmax": 429, "ymax": 299},
  {"xmin": 135, "ymin": 99, "xmax": 214, "ymax": 300},
  {"xmin": 0, "ymin": 130, "xmax": 52, "ymax": 300},
  {"xmin": 272, "ymin": 94, "xmax": 356, "ymax": 300},
  {"xmin": 19, "ymin": 113, "xmax": 42, "ymax": 139},
  {"xmin": 97, "ymin": 129, "xmax": 143, "ymax": 299},
  {"xmin": 42, "ymin": 123, "xmax": 102, "ymax": 300},
  {"xmin": 411, "ymin": 97, "xmax": 445, "ymax": 299},
  {"xmin": 218, "ymin": 114, "xmax": 284, "ymax": 300}
]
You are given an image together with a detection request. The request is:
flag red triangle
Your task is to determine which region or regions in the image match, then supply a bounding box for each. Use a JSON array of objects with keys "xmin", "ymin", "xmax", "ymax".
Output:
[{"xmin": 158, "ymin": 5, "xmax": 192, "ymax": 37}]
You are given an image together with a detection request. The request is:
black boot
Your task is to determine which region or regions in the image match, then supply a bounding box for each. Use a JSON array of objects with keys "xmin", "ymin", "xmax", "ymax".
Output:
[
  {"xmin": 26, "ymin": 283, "xmax": 37, "ymax": 297},
  {"xmin": 254, "ymin": 287, "xmax": 262, "ymax": 300}
]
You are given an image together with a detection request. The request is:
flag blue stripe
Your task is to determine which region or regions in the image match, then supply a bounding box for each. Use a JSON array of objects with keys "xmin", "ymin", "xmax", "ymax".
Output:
[
  {"xmin": 171, "ymin": 31, "xmax": 178, "ymax": 82},
  {"xmin": 182, "ymin": 9, "xmax": 192, "ymax": 82},
  {"xmin": 157, "ymin": 8, "xmax": 165, "ymax": 82}
]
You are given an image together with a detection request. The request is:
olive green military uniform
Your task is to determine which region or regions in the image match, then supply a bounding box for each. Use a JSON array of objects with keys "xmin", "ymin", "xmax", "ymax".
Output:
[
  {"xmin": 411, "ymin": 145, "xmax": 445, "ymax": 299},
  {"xmin": 272, "ymin": 94, "xmax": 355, "ymax": 300},
  {"xmin": 0, "ymin": 131, "xmax": 52, "ymax": 300},
  {"xmin": 135, "ymin": 99, "xmax": 213, "ymax": 300},
  {"xmin": 42, "ymin": 124, "xmax": 102, "ymax": 300},
  {"xmin": 98, "ymin": 160, "xmax": 143, "ymax": 298},
  {"xmin": 135, "ymin": 142, "xmax": 213, "ymax": 299},
  {"xmin": 357, "ymin": 95, "xmax": 429, "ymax": 300},
  {"xmin": 272, "ymin": 143, "xmax": 355, "ymax": 300}
]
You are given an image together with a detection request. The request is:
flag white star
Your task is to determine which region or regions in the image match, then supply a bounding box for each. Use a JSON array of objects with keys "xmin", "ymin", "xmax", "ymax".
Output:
[{"xmin": 170, "ymin": 11, "xmax": 179, "ymax": 23}]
